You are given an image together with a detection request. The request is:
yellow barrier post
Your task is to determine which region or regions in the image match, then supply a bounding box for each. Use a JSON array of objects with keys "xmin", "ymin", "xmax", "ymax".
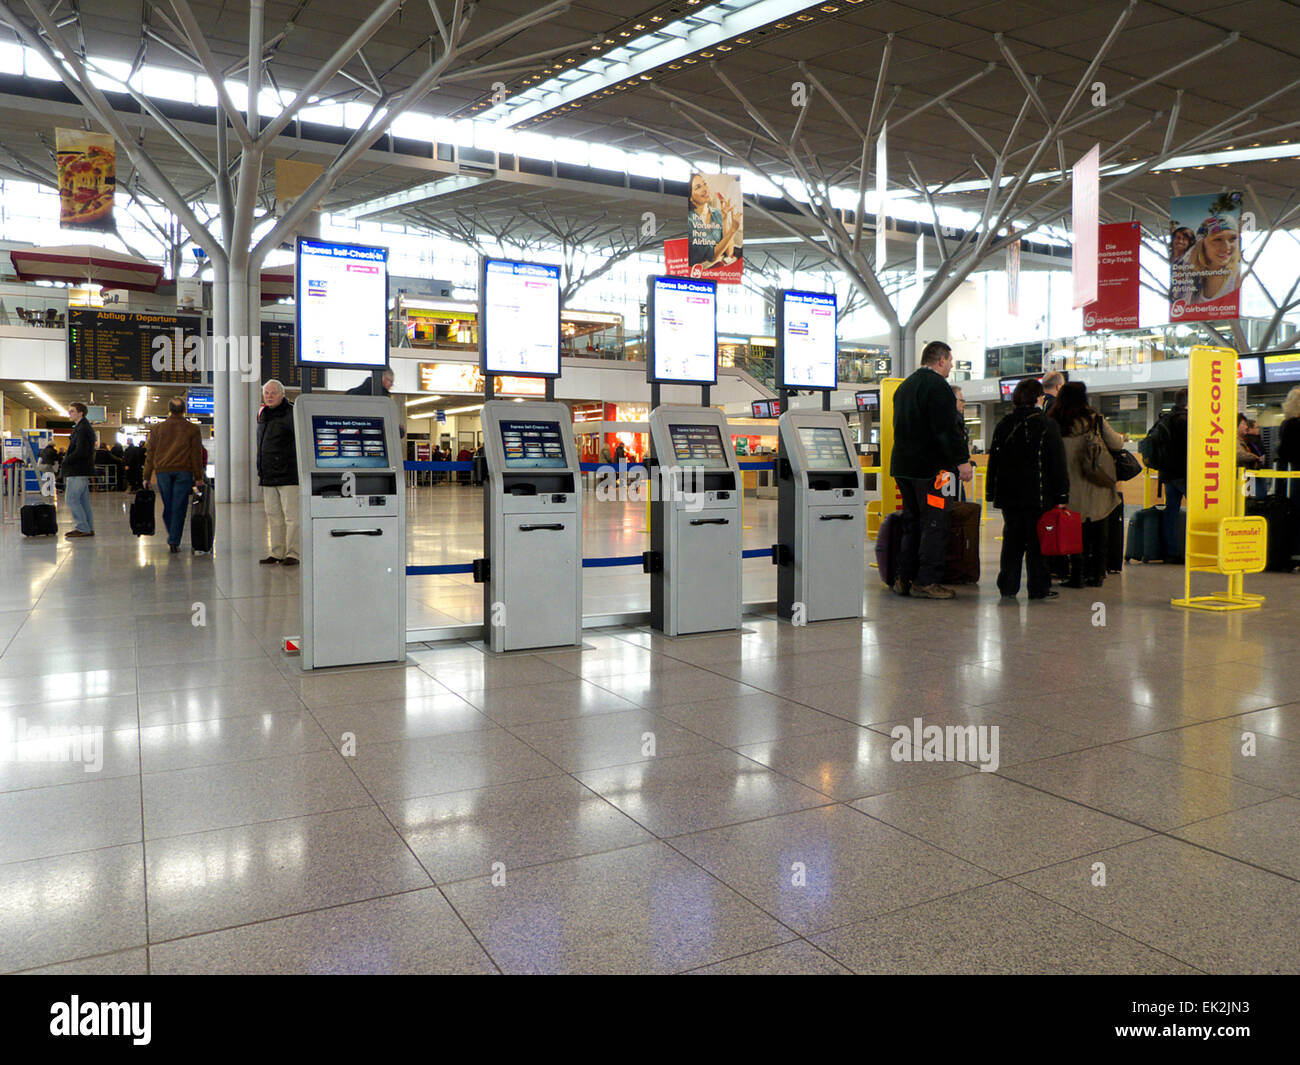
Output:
[
  {"xmin": 1172, "ymin": 346, "xmax": 1266, "ymax": 612},
  {"xmin": 867, "ymin": 378, "xmax": 903, "ymax": 540}
]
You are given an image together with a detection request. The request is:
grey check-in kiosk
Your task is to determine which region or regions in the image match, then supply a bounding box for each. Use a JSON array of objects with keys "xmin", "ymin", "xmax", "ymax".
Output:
[
  {"xmin": 293, "ymin": 394, "xmax": 406, "ymax": 669},
  {"xmin": 774, "ymin": 410, "xmax": 864, "ymax": 622},
  {"xmin": 476, "ymin": 402, "xmax": 582, "ymax": 652},
  {"xmin": 646, "ymin": 406, "xmax": 743, "ymax": 635}
]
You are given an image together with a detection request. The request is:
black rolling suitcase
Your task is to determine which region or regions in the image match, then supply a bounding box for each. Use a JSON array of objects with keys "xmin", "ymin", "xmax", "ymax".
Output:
[
  {"xmin": 1106, "ymin": 502, "xmax": 1124, "ymax": 572},
  {"xmin": 129, "ymin": 489, "xmax": 156, "ymax": 536},
  {"xmin": 21, "ymin": 501, "xmax": 57, "ymax": 537},
  {"xmin": 190, "ymin": 482, "xmax": 215, "ymax": 553},
  {"xmin": 1246, "ymin": 496, "xmax": 1299, "ymax": 572}
]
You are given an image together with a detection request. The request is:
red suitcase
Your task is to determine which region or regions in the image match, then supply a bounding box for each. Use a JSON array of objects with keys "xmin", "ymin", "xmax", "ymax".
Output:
[{"xmin": 1038, "ymin": 506, "xmax": 1083, "ymax": 556}]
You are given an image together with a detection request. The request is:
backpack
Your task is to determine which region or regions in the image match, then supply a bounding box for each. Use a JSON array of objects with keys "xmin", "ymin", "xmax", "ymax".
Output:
[{"xmin": 1139, "ymin": 414, "xmax": 1172, "ymax": 470}]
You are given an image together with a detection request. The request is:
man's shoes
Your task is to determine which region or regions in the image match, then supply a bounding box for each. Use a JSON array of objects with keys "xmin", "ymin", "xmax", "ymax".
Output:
[
  {"xmin": 259, "ymin": 556, "xmax": 281, "ymax": 565},
  {"xmin": 1084, "ymin": 577, "xmax": 1104, "ymax": 588},
  {"xmin": 911, "ymin": 583, "xmax": 956, "ymax": 599},
  {"xmin": 282, "ymin": 556, "xmax": 300, "ymax": 567},
  {"xmin": 65, "ymin": 530, "xmax": 93, "ymax": 538},
  {"xmin": 891, "ymin": 577, "xmax": 911, "ymax": 597},
  {"xmin": 1062, "ymin": 578, "xmax": 1084, "ymax": 588},
  {"xmin": 1028, "ymin": 590, "xmax": 1060, "ymax": 600},
  {"xmin": 169, "ymin": 544, "xmax": 179, "ymax": 554}
]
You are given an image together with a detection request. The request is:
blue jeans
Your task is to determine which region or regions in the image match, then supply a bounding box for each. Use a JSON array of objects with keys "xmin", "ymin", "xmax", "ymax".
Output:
[
  {"xmin": 155, "ymin": 472, "xmax": 194, "ymax": 546},
  {"xmin": 64, "ymin": 475, "xmax": 93, "ymax": 533},
  {"xmin": 1163, "ymin": 478, "xmax": 1186, "ymax": 559}
]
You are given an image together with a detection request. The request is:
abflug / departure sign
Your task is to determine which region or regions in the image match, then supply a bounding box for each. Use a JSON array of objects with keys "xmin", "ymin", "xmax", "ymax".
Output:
[
  {"xmin": 482, "ymin": 259, "xmax": 561, "ymax": 377},
  {"xmin": 651, "ymin": 276, "xmax": 717, "ymax": 384},
  {"xmin": 296, "ymin": 238, "xmax": 388, "ymax": 368},
  {"xmin": 780, "ymin": 290, "xmax": 838, "ymax": 390}
]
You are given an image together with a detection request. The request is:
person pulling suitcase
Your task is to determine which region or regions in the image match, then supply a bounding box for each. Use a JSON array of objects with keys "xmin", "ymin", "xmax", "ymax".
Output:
[{"xmin": 143, "ymin": 397, "xmax": 204, "ymax": 554}]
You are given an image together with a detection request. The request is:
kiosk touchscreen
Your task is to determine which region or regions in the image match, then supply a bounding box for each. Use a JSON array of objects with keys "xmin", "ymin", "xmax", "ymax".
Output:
[
  {"xmin": 293, "ymin": 394, "xmax": 406, "ymax": 669},
  {"xmin": 775, "ymin": 411, "xmax": 864, "ymax": 622},
  {"xmin": 478, "ymin": 401, "xmax": 582, "ymax": 652},
  {"xmin": 646, "ymin": 406, "xmax": 742, "ymax": 636}
]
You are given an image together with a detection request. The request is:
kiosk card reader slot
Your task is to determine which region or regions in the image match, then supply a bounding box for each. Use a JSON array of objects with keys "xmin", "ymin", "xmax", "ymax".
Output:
[
  {"xmin": 478, "ymin": 403, "xmax": 582, "ymax": 652},
  {"xmin": 293, "ymin": 397, "xmax": 407, "ymax": 669},
  {"xmin": 775, "ymin": 411, "xmax": 865, "ymax": 622},
  {"xmin": 647, "ymin": 406, "xmax": 743, "ymax": 636}
]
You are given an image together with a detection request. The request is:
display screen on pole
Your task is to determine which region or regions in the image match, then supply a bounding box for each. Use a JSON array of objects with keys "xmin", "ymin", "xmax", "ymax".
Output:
[
  {"xmin": 295, "ymin": 238, "xmax": 389, "ymax": 369},
  {"xmin": 668, "ymin": 423, "xmax": 729, "ymax": 467},
  {"xmin": 778, "ymin": 290, "xmax": 838, "ymax": 390},
  {"xmin": 481, "ymin": 258, "xmax": 562, "ymax": 378},
  {"xmin": 311, "ymin": 415, "xmax": 389, "ymax": 468},
  {"xmin": 648, "ymin": 276, "xmax": 717, "ymax": 385},
  {"xmin": 798, "ymin": 426, "xmax": 852, "ymax": 469},
  {"xmin": 1236, "ymin": 357, "xmax": 1262, "ymax": 386},
  {"xmin": 855, "ymin": 390, "xmax": 880, "ymax": 412},
  {"xmin": 1263, "ymin": 351, "xmax": 1300, "ymax": 384},
  {"xmin": 187, "ymin": 388, "xmax": 214, "ymax": 417},
  {"xmin": 499, "ymin": 420, "xmax": 568, "ymax": 468}
]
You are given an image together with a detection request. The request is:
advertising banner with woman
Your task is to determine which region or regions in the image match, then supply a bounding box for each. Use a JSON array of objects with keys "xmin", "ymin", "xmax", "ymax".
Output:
[
  {"xmin": 665, "ymin": 172, "xmax": 743, "ymax": 283},
  {"xmin": 1169, "ymin": 192, "xmax": 1242, "ymax": 322}
]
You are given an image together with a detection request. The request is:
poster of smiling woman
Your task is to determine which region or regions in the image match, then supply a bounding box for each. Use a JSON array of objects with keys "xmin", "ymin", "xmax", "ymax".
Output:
[{"xmin": 1169, "ymin": 191, "xmax": 1243, "ymax": 322}]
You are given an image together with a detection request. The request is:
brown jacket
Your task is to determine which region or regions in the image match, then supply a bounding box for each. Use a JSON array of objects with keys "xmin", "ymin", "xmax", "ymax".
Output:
[{"xmin": 143, "ymin": 413, "xmax": 203, "ymax": 481}]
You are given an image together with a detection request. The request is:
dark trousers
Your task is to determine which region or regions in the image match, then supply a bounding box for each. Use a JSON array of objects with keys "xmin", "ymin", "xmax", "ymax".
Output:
[
  {"xmin": 156, "ymin": 471, "xmax": 194, "ymax": 546},
  {"xmin": 898, "ymin": 476, "xmax": 951, "ymax": 586},
  {"xmin": 998, "ymin": 508, "xmax": 1051, "ymax": 598},
  {"xmin": 1068, "ymin": 518, "xmax": 1107, "ymax": 584},
  {"xmin": 1163, "ymin": 478, "xmax": 1185, "ymax": 559}
]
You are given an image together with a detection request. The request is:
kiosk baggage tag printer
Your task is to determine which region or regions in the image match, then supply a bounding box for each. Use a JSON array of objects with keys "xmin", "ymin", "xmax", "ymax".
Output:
[
  {"xmin": 774, "ymin": 410, "xmax": 864, "ymax": 622},
  {"xmin": 646, "ymin": 406, "xmax": 743, "ymax": 636},
  {"xmin": 294, "ymin": 394, "xmax": 406, "ymax": 669},
  {"xmin": 477, "ymin": 402, "xmax": 582, "ymax": 653}
]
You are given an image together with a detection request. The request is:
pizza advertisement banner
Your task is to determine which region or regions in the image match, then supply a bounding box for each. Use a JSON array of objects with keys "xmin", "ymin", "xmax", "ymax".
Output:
[
  {"xmin": 671, "ymin": 171, "xmax": 743, "ymax": 284},
  {"xmin": 1169, "ymin": 191, "xmax": 1242, "ymax": 323},
  {"xmin": 1083, "ymin": 222, "xmax": 1141, "ymax": 332},
  {"xmin": 56, "ymin": 128, "xmax": 115, "ymax": 232}
]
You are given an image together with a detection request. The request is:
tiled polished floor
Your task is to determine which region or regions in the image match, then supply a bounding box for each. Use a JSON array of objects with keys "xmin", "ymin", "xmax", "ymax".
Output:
[{"xmin": 2, "ymin": 485, "xmax": 1298, "ymax": 974}]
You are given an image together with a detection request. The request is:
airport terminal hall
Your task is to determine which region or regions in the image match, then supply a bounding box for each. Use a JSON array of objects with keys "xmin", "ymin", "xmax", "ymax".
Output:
[{"xmin": 2, "ymin": 0, "xmax": 1300, "ymax": 1004}]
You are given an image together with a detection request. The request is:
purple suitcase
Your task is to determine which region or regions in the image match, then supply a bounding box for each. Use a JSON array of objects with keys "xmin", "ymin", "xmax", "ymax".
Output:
[{"xmin": 875, "ymin": 510, "xmax": 905, "ymax": 586}]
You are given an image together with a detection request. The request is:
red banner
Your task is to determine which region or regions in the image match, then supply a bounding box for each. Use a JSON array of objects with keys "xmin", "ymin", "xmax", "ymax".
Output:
[
  {"xmin": 664, "ymin": 237, "xmax": 742, "ymax": 283},
  {"xmin": 1083, "ymin": 221, "xmax": 1140, "ymax": 332}
]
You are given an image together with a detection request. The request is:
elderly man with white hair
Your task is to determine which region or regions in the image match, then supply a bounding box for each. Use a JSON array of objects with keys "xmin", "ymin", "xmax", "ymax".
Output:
[{"xmin": 256, "ymin": 379, "xmax": 300, "ymax": 566}]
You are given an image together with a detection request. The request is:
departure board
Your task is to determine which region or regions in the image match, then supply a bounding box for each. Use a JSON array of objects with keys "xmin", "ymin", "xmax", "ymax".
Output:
[
  {"xmin": 68, "ymin": 309, "xmax": 202, "ymax": 384},
  {"xmin": 260, "ymin": 321, "xmax": 323, "ymax": 388}
]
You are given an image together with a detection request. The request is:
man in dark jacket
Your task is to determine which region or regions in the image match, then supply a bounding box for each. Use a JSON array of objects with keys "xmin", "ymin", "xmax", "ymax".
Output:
[
  {"xmin": 1156, "ymin": 389, "xmax": 1189, "ymax": 562},
  {"xmin": 143, "ymin": 397, "xmax": 205, "ymax": 552},
  {"xmin": 257, "ymin": 379, "xmax": 300, "ymax": 565},
  {"xmin": 1040, "ymin": 372, "xmax": 1064, "ymax": 415},
  {"xmin": 987, "ymin": 377, "xmax": 1069, "ymax": 600},
  {"xmin": 62, "ymin": 402, "xmax": 97, "ymax": 538},
  {"xmin": 345, "ymin": 368, "xmax": 394, "ymax": 396},
  {"xmin": 890, "ymin": 340, "xmax": 972, "ymax": 598},
  {"xmin": 124, "ymin": 439, "xmax": 145, "ymax": 491}
]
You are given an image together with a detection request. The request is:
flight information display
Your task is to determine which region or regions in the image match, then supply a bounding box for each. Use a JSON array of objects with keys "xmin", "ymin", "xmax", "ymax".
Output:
[
  {"xmin": 779, "ymin": 290, "xmax": 838, "ymax": 390},
  {"xmin": 1235, "ymin": 357, "xmax": 1262, "ymax": 386},
  {"xmin": 260, "ymin": 320, "xmax": 324, "ymax": 387},
  {"xmin": 855, "ymin": 390, "xmax": 880, "ymax": 412},
  {"xmin": 668, "ymin": 423, "xmax": 729, "ymax": 467},
  {"xmin": 500, "ymin": 420, "xmax": 568, "ymax": 468},
  {"xmin": 186, "ymin": 388, "xmax": 214, "ymax": 417},
  {"xmin": 798, "ymin": 426, "xmax": 852, "ymax": 470},
  {"xmin": 311, "ymin": 415, "xmax": 389, "ymax": 468},
  {"xmin": 68, "ymin": 309, "xmax": 202, "ymax": 384},
  {"xmin": 1263, "ymin": 351, "xmax": 1300, "ymax": 384},
  {"xmin": 650, "ymin": 277, "xmax": 717, "ymax": 384},
  {"xmin": 481, "ymin": 259, "xmax": 561, "ymax": 377},
  {"xmin": 296, "ymin": 238, "xmax": 388, "ymax": 368}
]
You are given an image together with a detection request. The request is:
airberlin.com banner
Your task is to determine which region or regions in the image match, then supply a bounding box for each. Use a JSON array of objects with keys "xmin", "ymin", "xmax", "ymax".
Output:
[
  {"xmin": 1083, "ymin": 221, "xmax": 1140, "ymax": 332},
  {"xmin": 1169, "ymin": 191, "xmax": 1242, "ymax": 323},
  {"xmin": 665, "ymin": 172, "xmax": 743, "ymax": 284}
]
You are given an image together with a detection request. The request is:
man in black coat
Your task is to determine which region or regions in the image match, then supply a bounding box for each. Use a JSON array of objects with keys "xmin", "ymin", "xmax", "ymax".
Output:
[
  {"xmin": 256, "ymin": 379, "xmax": 299, "ymax": 566},
  {"xmin": 987, "ymin": 378, "xmax": 1070, "ymax": 600},
  {"xmin": 345, "ymin": 368, "xmax": 394, "ymax": 396},
  {"xmin": 890, "ymin": 340, "xmax": 972, "ymax": 598}
]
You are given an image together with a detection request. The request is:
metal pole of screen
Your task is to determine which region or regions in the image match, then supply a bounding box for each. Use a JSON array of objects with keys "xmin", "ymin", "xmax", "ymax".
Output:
[{"xmin": 823, "ymin": 391, "xmax": 831, "ymax": 412}]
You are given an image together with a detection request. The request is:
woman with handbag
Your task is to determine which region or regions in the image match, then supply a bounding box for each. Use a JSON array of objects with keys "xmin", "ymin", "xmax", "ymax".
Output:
[{"xmin": 1049, "ymin": 382, "xmax": 1125, "ymax": 588}]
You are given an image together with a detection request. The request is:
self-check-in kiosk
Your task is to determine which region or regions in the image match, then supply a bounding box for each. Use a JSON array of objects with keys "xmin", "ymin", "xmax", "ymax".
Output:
[
  {"xmin": 472, "ymin": 256, "xmax": 579, "ymax": 653},
  {"xmin": 293, "ymin": 394, "xmax": 406, "ymax": 669},
  {"xmin": 774, "ymin": 411, "xmax": 864, "ymax": 622},
  {"xmin": 646, "ymin": 408, "xmax": 743, "ymax": 636},
  {"xmin": 477, "ymin": 402, "xmax": 582, "ymax": 652}
]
